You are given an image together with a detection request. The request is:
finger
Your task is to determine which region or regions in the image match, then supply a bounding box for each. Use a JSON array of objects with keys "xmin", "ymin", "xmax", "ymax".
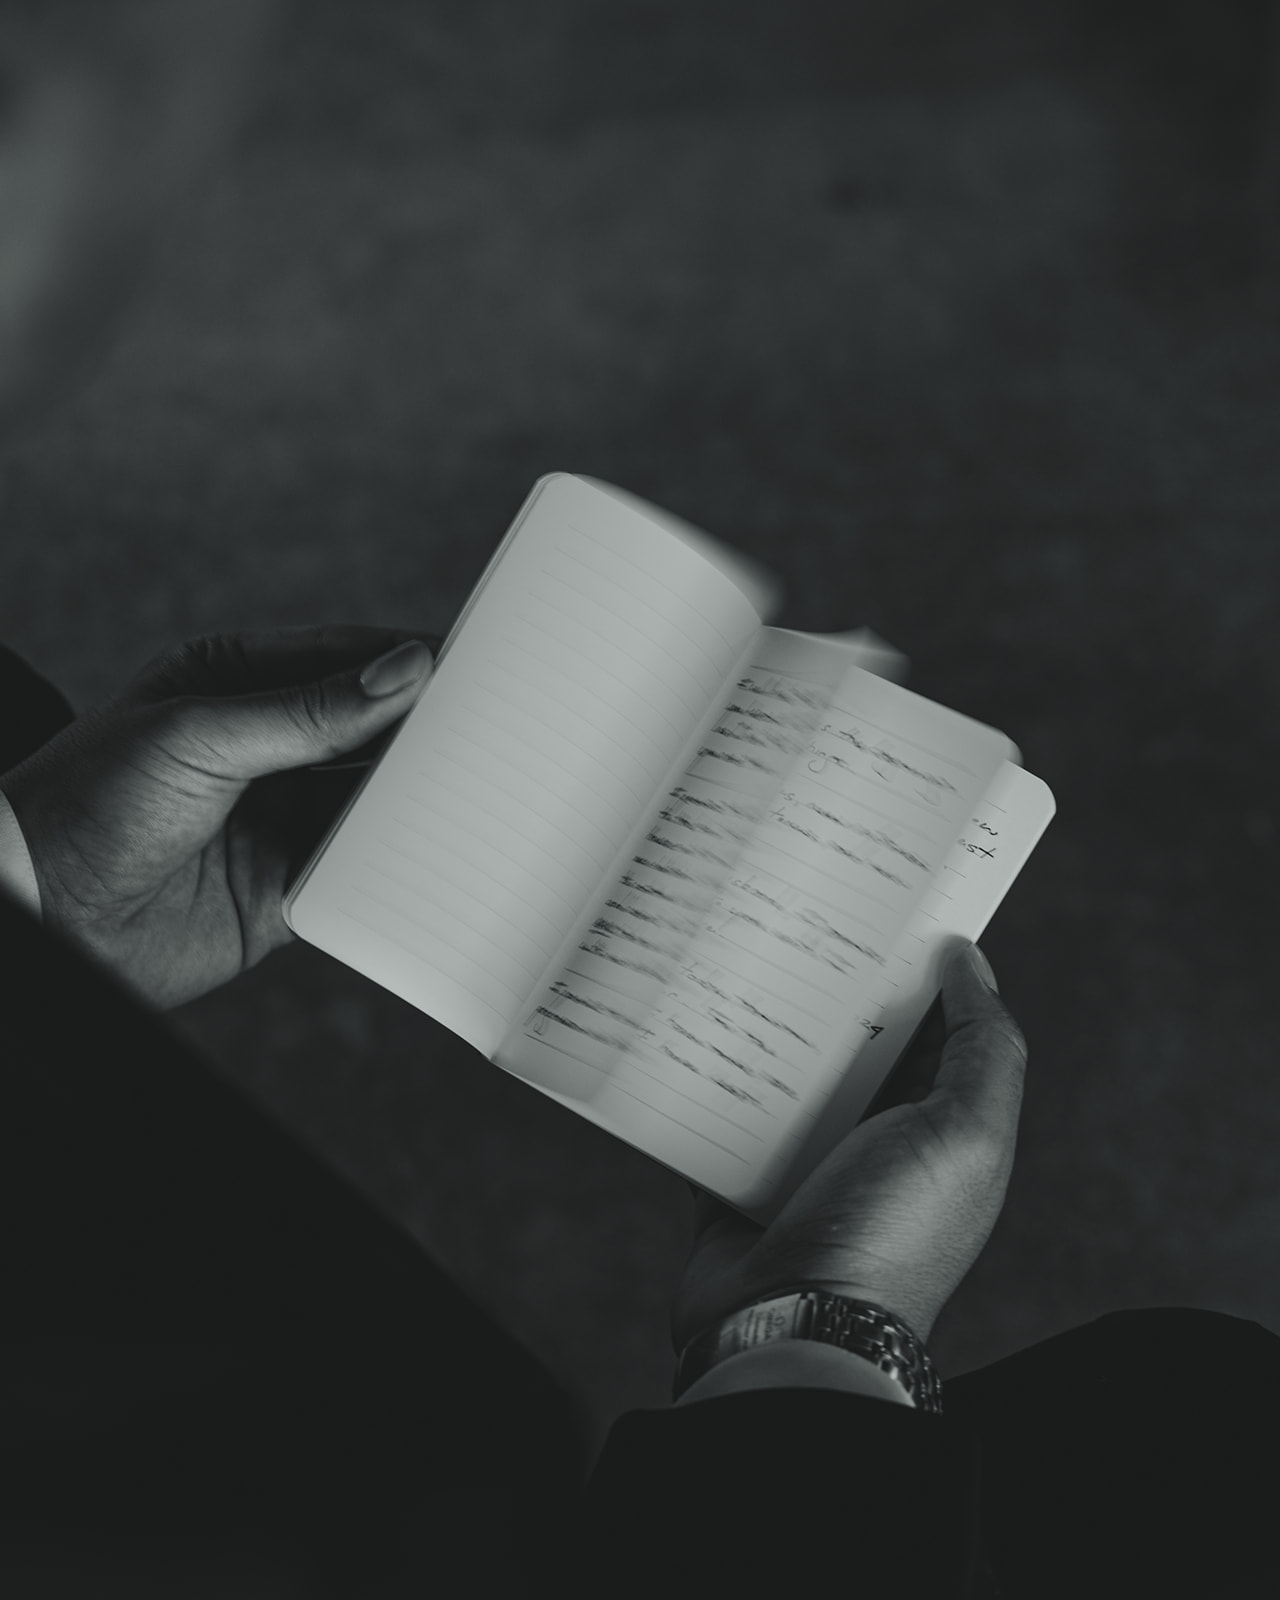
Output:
[
  {"xmin": 168, "ymin": 640, "xmax": 435, "ymax": 781},
  {"xmin": 930, "ymin": 941, "xmax": 1028, "ymax": 1138},
  {"xmin": 126, "ymin": 625, "xmax": 444, "ymax": 700}
]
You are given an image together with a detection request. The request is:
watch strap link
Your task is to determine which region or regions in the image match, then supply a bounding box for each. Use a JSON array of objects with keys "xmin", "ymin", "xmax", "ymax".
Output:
[{"xmin": 674, "ymin": 1288, "xmax": 943, "ymax": 1413}]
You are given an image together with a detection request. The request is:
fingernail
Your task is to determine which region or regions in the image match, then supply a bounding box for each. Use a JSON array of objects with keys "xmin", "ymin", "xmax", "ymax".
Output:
[
  {"xmin": 969, "ymin": 944, "xmax": 998, "ymax": 991},
  {"xmin": 360, "ymin": 640, "xmax": 433, "ymax": 697}
]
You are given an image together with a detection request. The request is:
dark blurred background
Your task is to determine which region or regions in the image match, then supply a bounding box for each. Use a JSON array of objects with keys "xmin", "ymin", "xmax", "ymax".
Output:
[{"xmin": 2, "ymin": 0, "xmax": 1279, "ymax": 1460}]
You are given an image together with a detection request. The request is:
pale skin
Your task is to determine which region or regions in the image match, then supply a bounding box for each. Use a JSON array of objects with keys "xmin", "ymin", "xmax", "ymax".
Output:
[{"xmin": 0, "ymin": 0, "xmax": 1032, "ymax": 1410}]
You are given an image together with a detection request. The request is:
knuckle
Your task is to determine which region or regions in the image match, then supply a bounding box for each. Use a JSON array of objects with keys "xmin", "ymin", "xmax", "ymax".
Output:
[
  {"xmin": 915, "ymin": 1091, "xmax": 972, "ymax": 1156},
  {"xmin": 170, "ymin": 635, "xmax": 220, "ymax": 674},
  {"xmin": 129, "ymin": 634, "xmax": 222, "ymax": 697},
  {"xmin": 994, "ymin": 1014, "xmax": 1029, "ymax": 1067},
  {"xmin": 109, "ymin": 697, "xmax": 221, "ymax": 783},
  {"xmin": 968, "ymin": 1000, "xmax": 1028, "ymax": 1066},
  {"xmin": 942, "ymin": 1105, "xmax": 1012, "ymax": 1186},
  {"xmin": 933, "ymin": 1063, "xmax": 1023, "ymax": 1170},
  {"xmin": 288, "ymin": 679, "xmax": 339, "ymax": 749},
  {"xmin": 971, "ymin": 1111, "xmax": 1016, "ymax": 1170},
  {"xmin": 127, "ymin": 643, "xmax": 188, "ymax": 693},
  {"xmin": 153, "ymin": 696, "xmax": 216, "ymax": 762}
]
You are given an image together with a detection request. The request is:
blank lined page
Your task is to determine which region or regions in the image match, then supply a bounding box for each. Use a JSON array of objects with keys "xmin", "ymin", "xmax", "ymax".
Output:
[{"xmin": 284, "ymin": 474, "xmax": 774, "ymax": 1057}]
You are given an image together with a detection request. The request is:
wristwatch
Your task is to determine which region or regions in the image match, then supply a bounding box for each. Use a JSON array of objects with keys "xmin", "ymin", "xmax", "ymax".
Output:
[{"xmin": 673, "ymin": 1288, "xmax": 943, "ymax": 1413}]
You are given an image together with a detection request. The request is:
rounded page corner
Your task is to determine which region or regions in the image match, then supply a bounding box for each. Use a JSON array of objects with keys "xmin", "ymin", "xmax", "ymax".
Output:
[
  {"xmin": 280, "ymin": 879, "xmax": 305, "ymax": 938},
  {"xmin": 528, "ymin": 470, "xmax": 578, "ymax": 500},
  {"xmin": 1027, "ymin": 768, "xmax": 1057, "ymax": 816}
]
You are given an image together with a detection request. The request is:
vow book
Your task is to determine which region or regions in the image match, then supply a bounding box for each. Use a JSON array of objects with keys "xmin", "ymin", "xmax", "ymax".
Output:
[{"xmin": 283, "ymin": 474, "xmax": 1055, "ymax": 1222}]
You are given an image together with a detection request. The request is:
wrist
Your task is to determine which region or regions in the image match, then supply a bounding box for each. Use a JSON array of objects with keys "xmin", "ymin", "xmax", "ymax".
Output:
[{"xmin": 675, "ymin": 1339, "xmax": 916, "ymax": 1407}]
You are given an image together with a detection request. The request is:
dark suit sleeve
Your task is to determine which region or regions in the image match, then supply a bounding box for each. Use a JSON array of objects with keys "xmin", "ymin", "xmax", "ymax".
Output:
[
  {"xmin": 0, "ymin": 882, "xmax": 590, "ymax": 1592},
  {"xmin": 1, "ymin": 877, "xmax": 1000, "ymax": 1596},
  {"xmin": 0, "ymin": 880, "xmax": 447, "ymax": 1329},
  {"xmin": 570, "ymin": 1387, "xmax": 995, "ymax": 1596}
]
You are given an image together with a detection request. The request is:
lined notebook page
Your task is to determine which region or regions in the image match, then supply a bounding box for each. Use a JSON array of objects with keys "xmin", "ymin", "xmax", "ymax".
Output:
[
  {"xmin": 504, "ymin": 628, "xmax": 1014, "ymax": 1198},
  {"xmin": 284, "ymin": 474, "xmax": 772, "ymax": 1056}
]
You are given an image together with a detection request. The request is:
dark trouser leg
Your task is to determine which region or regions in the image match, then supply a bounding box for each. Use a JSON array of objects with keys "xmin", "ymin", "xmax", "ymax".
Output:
[{"xmin": 944, "ymin": 1308, "xmax": 1280, "ymax": 1598}]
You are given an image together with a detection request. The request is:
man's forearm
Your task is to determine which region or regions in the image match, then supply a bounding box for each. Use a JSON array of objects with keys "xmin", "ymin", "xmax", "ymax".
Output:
[{"xmin": 675, "ymin": 1339, "xmax": 917, "ymax": 1407}]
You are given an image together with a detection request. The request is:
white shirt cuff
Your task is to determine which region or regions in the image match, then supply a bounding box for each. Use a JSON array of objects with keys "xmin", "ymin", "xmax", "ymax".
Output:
[{"xmin": 0, "ymin": 787, "xmax": 42, "ymax": 922}]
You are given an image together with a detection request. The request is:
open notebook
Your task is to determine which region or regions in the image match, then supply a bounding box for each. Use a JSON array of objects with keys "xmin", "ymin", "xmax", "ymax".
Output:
[{"xmin": 284, "ymin": 474, "xmax": 1055, "ymax": 1222}]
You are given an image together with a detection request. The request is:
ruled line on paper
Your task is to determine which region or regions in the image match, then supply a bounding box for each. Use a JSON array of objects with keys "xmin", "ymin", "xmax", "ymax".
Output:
[
  {"xmin": 337, "ymin": 900, "xmax": 527, "ymax": 1007},
  {"xmin": 409, "ymin": 754, "xmax": 614, "ymax": 879},
  {"xmin": 443, "ymin": 710, "xmax": 641, "ymax": 830},
  {"xmin": 685, "ymin": 767, "xmax": 790, "ymax": 810},
  {"xmin": 602, "ymin": 1042, "xmax": 765, "ymax": 1135},
  {"xmin": 532, "ymin": 565, "xmax": 734, "ymax": 698},
  {"xmin": 515, "ymin": 588, "xmax": 707, "ymax": 723},
  {"xmin": 581, "ymin": 910, "xmax": 848, "ymax": 1007},
  {"xmin": 702, "ymin": 930, "xmax": 847, "ymax": 1005},
  {"xmin": 800, "ymin": 755, "xmax": 968, "ymax": 820},
  {"xmin": 475, "ymin": 660, "xmax": 673, "ymax": 786},
  {"xmin": 544, "ymin": 1029, "xmax": 760, "ymax": 1154},
  {"xmin": 373, "ymin": 827, "xmax": 565, "ymax": 942},
  {"xmin": 463, "ymin": 680, "xmax": 653, "ymax": 811},
  {"xmin": 790, "ymin": 771, "xmax": 937, "ymax": 839},
  {"xmin": 562, "ymin": 957, "xmax": 808, "ymax": 1025},
  {"xmin": 755, "ymin": 662, "xmax": 832, "ymax": 681},
  {"xmin": 679, "ymin": 957, "xmax": 821, "ymax": 1018},
  {"xmin": 430, "ymin": 726, "xmax": 620, "ymax": 856},
  {"xmin": 745, "ymin": 835, "xmax": 903, "ymax": 920},
  {"xmin": 551, "ymin": 944, "xmax": 826, "ymax": 1082},
  {"xmin": 385, "ymin": 804, "xmax": 584, "ymax": 919},
  {"xmin": 498, "ymin": 624, "xmax": 690, "ymax": 749},
  {"xmin": 599, "ymin": 1078, "xmax": 755, "ymax": 1161},
  {"xmin": 822, "ymin": 703, "xmax": 986, "ymax": 778},
  {"xmin": 355, "ymin": 865, "xmax": 544, "ymax": 990},
  {"xmin": 556, "ymin": 525, "xmax": 742, "ymax": 654},
  {"xmin": 548, "ymin": 527, "xmax": 745, "ymax": 662},
  {"xmin": 727, "ymin": 853, "xmax": 900, "ymax": 931}
]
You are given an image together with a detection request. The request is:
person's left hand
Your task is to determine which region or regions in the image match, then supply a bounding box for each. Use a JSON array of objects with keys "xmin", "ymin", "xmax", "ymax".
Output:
[{"xmin": 0, "ymin": 624, "xmax": 439, "ymax": 1009}]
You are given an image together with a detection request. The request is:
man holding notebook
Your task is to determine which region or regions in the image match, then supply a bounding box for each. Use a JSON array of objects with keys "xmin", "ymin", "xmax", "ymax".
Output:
[
  {"xmin": 1, "ymin": 5, "xmax": 1278, "ymax": 1596},
  {"xmin": 4, "ymin": 624, "xmax": 1278, "ymax": 1599}
]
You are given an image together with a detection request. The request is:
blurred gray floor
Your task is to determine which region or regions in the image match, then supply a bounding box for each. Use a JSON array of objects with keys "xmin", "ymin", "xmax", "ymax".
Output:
[{"xmin": 4, "ymin": 0, "xmax": 1280, "ymax": 1456}]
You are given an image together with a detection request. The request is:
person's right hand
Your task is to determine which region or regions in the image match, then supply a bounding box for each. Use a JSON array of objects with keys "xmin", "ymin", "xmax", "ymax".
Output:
[{"xmin": 672, "ymin": 941, "xmax": 1028, "ymax": 1353}]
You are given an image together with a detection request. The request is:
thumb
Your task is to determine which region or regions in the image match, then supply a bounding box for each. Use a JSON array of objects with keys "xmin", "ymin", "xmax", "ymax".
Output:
[
  {"xmin": 176, "ymin": 638, "xmax": 434, "ymax": 780},
  {"xmin": 930, "ymin": 941, "xmax": 1028, "ymax": 1142}
]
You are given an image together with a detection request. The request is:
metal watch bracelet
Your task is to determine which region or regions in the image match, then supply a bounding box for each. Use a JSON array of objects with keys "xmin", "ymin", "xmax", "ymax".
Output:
[{"xmin": 673, "ymin": 1288, "xmax": 943, "ymax": 1414}]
